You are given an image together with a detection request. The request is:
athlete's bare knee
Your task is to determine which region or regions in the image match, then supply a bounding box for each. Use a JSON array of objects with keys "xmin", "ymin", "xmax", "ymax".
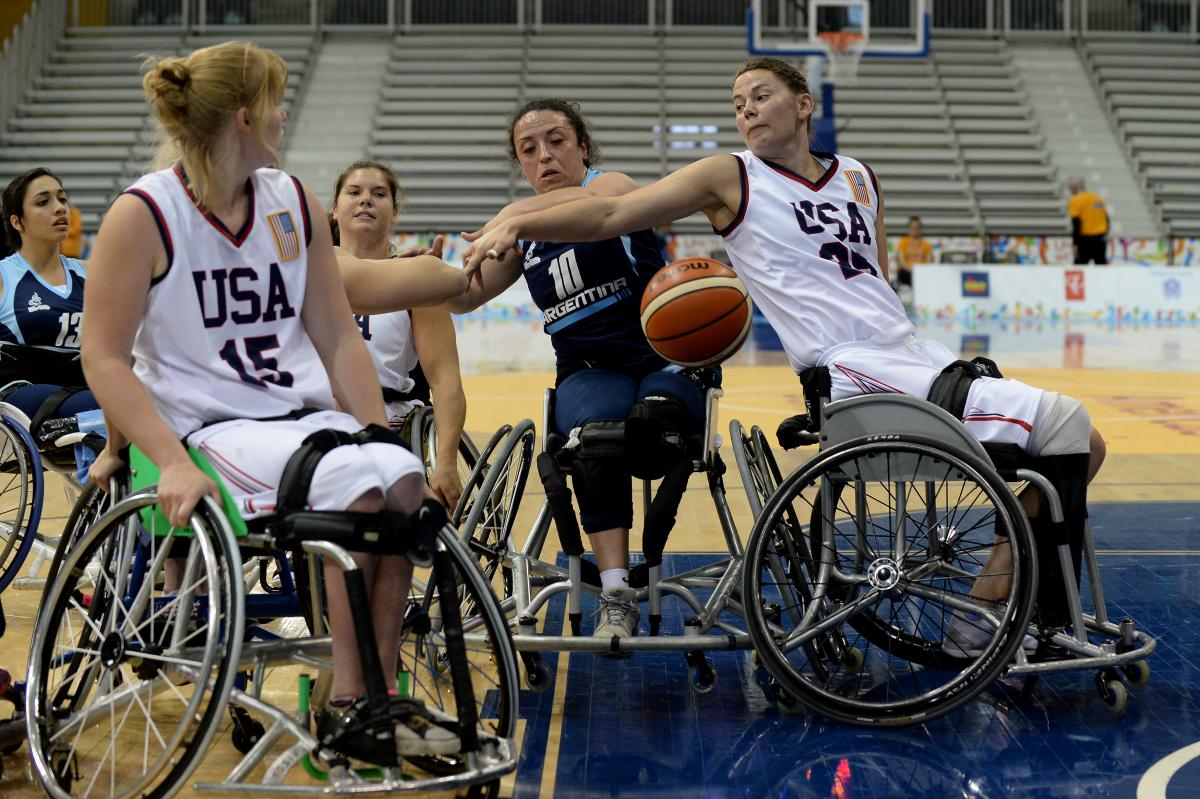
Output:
[
  {"xmin": 385, "ymin": 472, "xmax": 427, "ymax": 515},
  {"xmin": 1087, "ymin": 426, "xmax": 1106, "ymax": 483}
]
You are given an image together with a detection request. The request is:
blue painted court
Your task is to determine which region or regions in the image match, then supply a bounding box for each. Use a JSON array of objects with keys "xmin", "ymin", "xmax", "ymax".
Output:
[{"xmin": 506, "ymin": 502, "xmax": 1200, "ymax": 798}]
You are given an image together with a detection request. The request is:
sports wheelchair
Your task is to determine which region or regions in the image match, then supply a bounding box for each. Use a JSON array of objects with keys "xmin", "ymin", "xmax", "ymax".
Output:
[
  {"xmin": 730, "ymin": 368, "xmax": 1156, "ymax": 725},
  {"xmin": 0, "ymin": 395, "xmax": 101, "ymax": 593},
  {"xmin": 24, "ymin": 434, "xmax": 519, "ymax": 799},
  {"xmin": 455, "ymin": 386, "xmax": 758, "ymax": 692}
]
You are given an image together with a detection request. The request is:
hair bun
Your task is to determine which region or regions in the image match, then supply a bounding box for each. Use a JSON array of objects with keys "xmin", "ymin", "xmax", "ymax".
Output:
[
  {"xmin": 163, "ymin": 64, "xmax": 190, "ymax": 89},
  {"xmin": 144, "ymin": 57, "xmax": 190, "ymax": 108}
]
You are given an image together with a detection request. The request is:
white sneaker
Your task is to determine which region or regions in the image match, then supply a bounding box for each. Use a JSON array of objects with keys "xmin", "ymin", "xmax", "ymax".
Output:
[
  {"xmin": 594, "ymin": 587, "xmax": 640, "ymax": 642},
  {"xmin": 944, "ymin": 610, "xmax": 1037, "ymax": 659}
]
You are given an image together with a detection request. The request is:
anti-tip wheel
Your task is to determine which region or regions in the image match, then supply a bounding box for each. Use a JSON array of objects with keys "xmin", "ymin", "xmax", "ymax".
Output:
[
  {"xmin": 523, "ymin": 654, "xmax": 552, "ymax": 693},
  {"xmin": 688, "ymin": 662, "xmax": 718, "ymax": 694},
  {"xmin": 839, "ymin": 646, "xmax": 865, "ymax": 671},
  {"xmin": 1122, "ymin": 660, "xmax": 1150, "ymax": 688},
  {"xmin": 1099, "ymin": 678, "xmax": 1129, "ymax": 715}
]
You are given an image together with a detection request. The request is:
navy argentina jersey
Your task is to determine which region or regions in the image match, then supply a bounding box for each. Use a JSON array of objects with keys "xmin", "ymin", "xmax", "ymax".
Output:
[
  {"xmin": 0, "ymin": 253, "xmax": 85, "ymax": 349},
  {"xmin": 522, "ymin": 169, "xmax": 666, "ymax": 376}
]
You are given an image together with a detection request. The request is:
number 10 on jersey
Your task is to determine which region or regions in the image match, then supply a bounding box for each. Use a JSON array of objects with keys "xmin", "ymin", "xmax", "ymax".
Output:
[{"xmin": 548, "ymin": 249, "xmax": 583, "ymax": 300}]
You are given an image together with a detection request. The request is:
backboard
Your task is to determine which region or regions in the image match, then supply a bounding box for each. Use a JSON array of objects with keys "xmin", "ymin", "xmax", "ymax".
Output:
[{"xmin": 747, "ymin": 0, "xmax": 930, "ymax": 61}]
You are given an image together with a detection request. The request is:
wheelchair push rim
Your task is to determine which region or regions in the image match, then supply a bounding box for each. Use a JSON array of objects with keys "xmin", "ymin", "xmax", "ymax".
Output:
[{"xmin": 26, "ymin": 491, "xmax": 245, "ymax": 799}]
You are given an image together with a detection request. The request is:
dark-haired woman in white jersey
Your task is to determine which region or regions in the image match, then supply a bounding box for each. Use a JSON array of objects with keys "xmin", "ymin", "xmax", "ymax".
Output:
[
  {"xmin": 83, "ymin": 41, "xmax": 468, "ymax": 759},
  {"xmin": 330, "ymin": 159, "xmax": 466, "ymax": 511},
  {"xmin": 464, "ymin": 56, "xmax": 1106, "ymax": 655}
]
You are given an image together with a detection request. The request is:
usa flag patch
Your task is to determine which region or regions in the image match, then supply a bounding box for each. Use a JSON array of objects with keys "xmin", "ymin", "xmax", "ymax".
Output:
[
  {"xmin": 268, "ymin": 211, "xmax": 301, "ymax": 261},
  {"xmin": 844, "ymin": 170, "xmax": 872, "ymax": 206}
]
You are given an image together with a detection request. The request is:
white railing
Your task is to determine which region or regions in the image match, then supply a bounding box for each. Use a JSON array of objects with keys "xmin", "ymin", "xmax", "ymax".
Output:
[
  {"xmin": 1, "ymin": 0, "xmax": 68, "ymax": 132},
  {"xmin": 60, "ymin": 0, "xmax": 1200, "ymax": 37}
]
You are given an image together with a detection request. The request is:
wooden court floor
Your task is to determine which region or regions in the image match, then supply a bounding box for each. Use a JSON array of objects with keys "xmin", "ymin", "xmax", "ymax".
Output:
[{"xmin": 2, "ymin": 362, "xmax": 1199, "ymax": 797}]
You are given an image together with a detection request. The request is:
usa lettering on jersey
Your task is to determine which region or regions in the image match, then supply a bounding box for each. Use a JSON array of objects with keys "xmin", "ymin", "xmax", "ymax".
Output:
[
  {"xmin": 791, "ymin": 199, "xmax": 877, "ymax": 281},
  {"xmin": 192, "ymin": 262, "xmax": 297, "ymax": 327},
  {"xmin": 719, "ymin": 151, "xmax": 913, "ymax": 372},
  {"xmin": 124, "ymin": 166, "xmax": 333, "ymax": 435}
]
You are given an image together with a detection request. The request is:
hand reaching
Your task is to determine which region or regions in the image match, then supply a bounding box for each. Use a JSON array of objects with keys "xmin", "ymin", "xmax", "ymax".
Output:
[
  {"xmin": 156, "ymin": 459, "xmax": 221, "ymax": 529},
  {"xmin": 89, "ymin": 447, "xmax": 127, "ymax": 489},
  {"xmin": 461, "ymin": 225, "xmax": 518, "ymax": 286},
  {"xmin": 394, "ymin": 234, "xmax": 446, "ymax": 259}
]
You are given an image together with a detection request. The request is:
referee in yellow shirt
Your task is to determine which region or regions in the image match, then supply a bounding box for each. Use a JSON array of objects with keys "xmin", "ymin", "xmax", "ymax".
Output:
[
  {"xmin": 1067, "ymin": 177, "xmax": 1109, "ymax": 265},
  {"xmin": 894, "ymin": 216, "xmax": 933, "ymax": 289}
]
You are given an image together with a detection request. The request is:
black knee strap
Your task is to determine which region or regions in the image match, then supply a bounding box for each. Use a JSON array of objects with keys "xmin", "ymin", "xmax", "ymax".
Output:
[
  {"xmin": 625, "ymin": 394, "xmax": 695, "ymax": 480},
  {"xmin": 775, "ymin": 367, "xmax": 830, "ymax": 448},
  {"xmin": 641, "ymin": 456, "xmax": 692, "ymax": 569},
  {"xmin": 276, "ymin": 424, "xmax": 409, "ymax": 515},
  {"xmin": 271, "ymin": 425, "xmax": 436, "ymax": 563},
  {"xmin": 537, "ymin": 451, "xmax": 585, "ymax": 558},
  {"xmin": 561, "ymin": 420, "xmax": 628, "ymax": 524},
  {"xmin": 926, "ymin": 357, "xmax": 1004, "ymax": 420},
  {"xmin": 28, "ymin": 383, "xmax": 88, "ymax": 439}
]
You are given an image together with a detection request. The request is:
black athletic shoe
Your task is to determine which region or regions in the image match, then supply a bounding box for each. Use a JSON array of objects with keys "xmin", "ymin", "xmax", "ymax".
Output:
[{"xmin": 314, "ymin": 704, "xmax": 398, "ymax": 767}]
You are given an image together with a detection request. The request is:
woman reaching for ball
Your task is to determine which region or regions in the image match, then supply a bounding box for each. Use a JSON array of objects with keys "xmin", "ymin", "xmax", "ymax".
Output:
[
  {"xmin": 450, "ymin": 98, "xmax": 719, "ymax": 644},
  {"xmin": 464, "ymin": 58, "xmax": 1108, "ymax": 655}
]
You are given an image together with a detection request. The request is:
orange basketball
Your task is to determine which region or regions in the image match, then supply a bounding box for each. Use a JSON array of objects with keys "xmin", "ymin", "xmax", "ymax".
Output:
[{"xmin": 640, "ymin": 257, "xmax": 753, "ymax": 368}]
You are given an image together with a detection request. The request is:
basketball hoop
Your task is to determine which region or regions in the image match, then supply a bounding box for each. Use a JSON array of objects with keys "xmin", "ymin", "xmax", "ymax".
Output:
[{"xmin": 817, "ymin": 31, "xmax": 866, "ymax": 86}]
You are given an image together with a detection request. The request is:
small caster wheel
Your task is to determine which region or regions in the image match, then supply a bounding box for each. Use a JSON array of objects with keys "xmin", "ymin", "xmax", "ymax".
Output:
[
  {"xmin": 523, "ymin": 653, "xmax": 551, "ymax": 693},
  {"xmin": 231, "ymin": 712, "xmax": 265, "ymax": 754},
  {"xmin": 839, "ymin": 646, "xmax": 865, "ymax": 671},
  {"xmin": 465, "ymin": 778, "xmax": 500, "ymax": 798},
  {"xmin": 1122, "ymin": 660, "xmax": 1150, "ymax": 688},
  {"xmin": 686, "ymin": 655, "xmax": 717, "ymax": 694},
  {"xmin": 1098, "ymin": 678, "xmax": 1128, "ymax": 715},
  {"xmin": 50, "ymin": 747, "xmax": 79, "ymax": 792},
  {"xmin": 771, "ymin": 681, "xmax": 806, "ymax": 715},
  {"xmin": 0, "ymin": 726, "xmax": 23, "ymax": 756}
]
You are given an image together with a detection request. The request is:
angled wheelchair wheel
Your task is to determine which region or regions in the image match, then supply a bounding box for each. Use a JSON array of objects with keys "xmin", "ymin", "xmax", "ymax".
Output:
[
  {"xmin": 26, "ymin": 491, "xmax": 245, "ymax": 799},
  {"xmin": 0, "ymin": 416, "xmax": 42, "ymax": 593},
  {"xmin": 456, "ymin": 420, "xmax": 534, "ymax": 599},
  {"xmin": 743, "ymin": 435, "xmax": 1036, "ymax": 726},
  {"xmin": 42, "ymin": 481, "xmax": 116, "ymax": 595},
  {"xmin": 730, "ymin": 420, "xmax": 787, "ymax": 519},
  {"xmin": 409, "ymin": 406, "xmax": 480, "ymax": 498},
  {"xmin": 403, "ymin": 525, "xmax": 519, "ymax": 776},
  {"xmin": 451, "ymin": 424, "xmax": 509, "ymax": 528}
]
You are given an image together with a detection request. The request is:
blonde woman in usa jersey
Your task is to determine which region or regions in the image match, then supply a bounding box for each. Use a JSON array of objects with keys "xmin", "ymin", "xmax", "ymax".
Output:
[
  {"xmin": 465, "ymin": 56, "xmax": 1107, "ymax": 624},
  {"xmin": 83, "ymin": 41, "xmax": 468, "ymax": 760}
]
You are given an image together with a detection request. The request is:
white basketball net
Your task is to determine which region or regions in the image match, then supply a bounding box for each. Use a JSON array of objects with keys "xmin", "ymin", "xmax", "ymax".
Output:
[{"xmin": 819, "ymin": 32, "xmax": 866, "ymax": 86}]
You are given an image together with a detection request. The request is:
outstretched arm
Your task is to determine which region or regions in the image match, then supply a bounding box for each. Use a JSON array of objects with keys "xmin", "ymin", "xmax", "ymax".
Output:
[
  {"xmin": 464, "ymin": 172, "xmax": 639, "ymax": 238},
  {"xmin": 338, "ymin": 252, "xmax": 469, "ymax": 314},
  {"xmin": 462, "ymin": 154, "xmax": 741, "ymax": 278},
  {"xmin": 448, "ymin": 171, "xmax": 642, "ymax": 313},
  {"xmin": 411, "ymin": 308, "xmax": 466, "ymax": 510},
  {"xmin": 299, "ymin": 181, "xmax": 389, "ymax": 427},
  {"xmin": 442, "ymin": 249, "xmax": 522, "ymax": 314}
]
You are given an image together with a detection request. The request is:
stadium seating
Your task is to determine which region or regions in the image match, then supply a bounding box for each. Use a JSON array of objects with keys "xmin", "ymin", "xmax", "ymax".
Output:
[
  {"xmin": 0, "ymin": 30, "xmax": 315, "ymax": 233},
  {"xmin": 1084, "ymin": 39, "xmax": 1200, "ymax": 236}
]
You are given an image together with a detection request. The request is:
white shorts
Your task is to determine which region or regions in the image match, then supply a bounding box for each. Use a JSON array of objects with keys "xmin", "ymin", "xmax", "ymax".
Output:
[
  {"xmin": 820, "ymin": 337, "xmax": 1044, "ymax": 451},
  {"xmin": 186, "ymin": 410, "xmax": 424, "ymax": 519}
]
